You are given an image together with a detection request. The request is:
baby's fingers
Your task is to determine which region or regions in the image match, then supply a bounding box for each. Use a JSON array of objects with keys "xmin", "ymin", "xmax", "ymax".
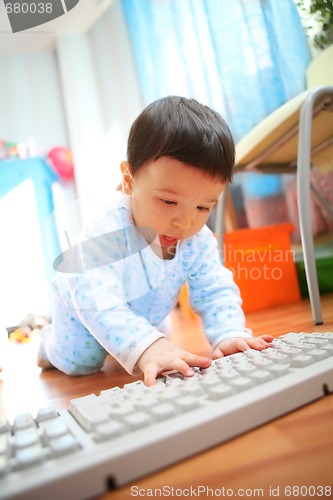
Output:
[
  {"xmin": 169, "ymin": 355, "xmax": 210, "ymax": 380},
  {"xmin": 212, "ymin": 347, "xmax": 224, "ymax": 359},
  {"xmin": 184, "ymin": 352, "xmax": 211, "ymax": 369},
  {"xmin": 144, "ymin": 360, "xmax": 193, "ymax": 387},
  {"xmin": 247, "ymin": 337, "xmax": 271, "ymax": 350},
  {"xmin": 143, "ymin": 354, "xmax": 211, "ymax": 386},
  {"xmin": 143, "ymin": 362, "xmax": 159, "ymax": 387},
  {"xmin": 259, "ymin": 334, "xmax": 274, "ymax": 343}
]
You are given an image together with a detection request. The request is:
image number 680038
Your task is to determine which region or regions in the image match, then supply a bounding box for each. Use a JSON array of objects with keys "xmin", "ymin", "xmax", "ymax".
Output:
[{"xmin": 3, "ymin": 0, "xmax": 80, "ymax": 33}]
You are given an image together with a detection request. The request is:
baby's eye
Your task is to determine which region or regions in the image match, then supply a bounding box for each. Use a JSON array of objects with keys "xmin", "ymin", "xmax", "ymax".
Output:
[
  {"xmin": 197, "ymin": 206, "xmax": 210, "ymax": 212},
  {"xmin": 161, "ymin": 199, "xmax": 176, "ymax": 205}
]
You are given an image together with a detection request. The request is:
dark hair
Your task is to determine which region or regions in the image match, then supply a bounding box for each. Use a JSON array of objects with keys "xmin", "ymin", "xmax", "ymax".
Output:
[{"xmin": 127, "ymin": 96, "xmax": 235, "ymax": 182}]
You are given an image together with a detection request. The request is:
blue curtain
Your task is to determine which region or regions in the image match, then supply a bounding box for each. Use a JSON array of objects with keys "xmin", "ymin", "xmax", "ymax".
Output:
[{"xmin": 121, "ymin": 0, "xmax": 311, "ymax": 142}]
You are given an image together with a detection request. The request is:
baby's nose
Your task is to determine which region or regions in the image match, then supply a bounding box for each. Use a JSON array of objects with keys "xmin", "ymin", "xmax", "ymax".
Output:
[{"xmin": 173, "ymin": 215, "xmax": 192, "ymax": 230}]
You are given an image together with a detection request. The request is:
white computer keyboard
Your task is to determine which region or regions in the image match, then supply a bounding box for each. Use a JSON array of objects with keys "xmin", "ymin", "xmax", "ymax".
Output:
[{"xmin": 1, "ymin": 331, "xmax": 333, "ymax": 500}]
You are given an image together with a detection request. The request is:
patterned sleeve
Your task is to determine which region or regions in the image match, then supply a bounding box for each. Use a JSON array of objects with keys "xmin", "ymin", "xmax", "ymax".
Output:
[{"xmin": 187, "ymin": 230, "xmax": 252, "ymax": 349}]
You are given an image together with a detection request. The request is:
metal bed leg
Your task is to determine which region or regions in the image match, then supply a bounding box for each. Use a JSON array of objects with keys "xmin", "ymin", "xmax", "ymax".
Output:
[
  {"xmin": 215, "ymin": 187, "xmax": 227, "ymax": 261},
  {"xmin": 296, "ymin": 86, "xmax": 333, "ymax": 325}
]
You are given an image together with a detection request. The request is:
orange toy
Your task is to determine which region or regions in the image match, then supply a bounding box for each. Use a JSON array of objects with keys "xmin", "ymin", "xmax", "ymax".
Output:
[
  {"xmin": 179, "ymin": 223, "xmax": 300, "ymax": 316},
  {"xmin": 223, "ymin": 223, "xmax": 300, "ymax": 313}
]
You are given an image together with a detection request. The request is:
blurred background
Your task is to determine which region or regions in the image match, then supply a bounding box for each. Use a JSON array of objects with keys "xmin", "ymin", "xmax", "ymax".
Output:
[{"xmin": 0, "ymin": 0, "xmax": 332, "ymax": 329}]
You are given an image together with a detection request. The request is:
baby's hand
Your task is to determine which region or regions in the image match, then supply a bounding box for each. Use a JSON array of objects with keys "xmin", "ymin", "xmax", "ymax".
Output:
[
  {"xmin": 137, "ymin": 338, "xmax": 211, "ymax": 386},
  {"xmin": 212, "ymin": 334, "xmax": 274, "ymax": 359}
]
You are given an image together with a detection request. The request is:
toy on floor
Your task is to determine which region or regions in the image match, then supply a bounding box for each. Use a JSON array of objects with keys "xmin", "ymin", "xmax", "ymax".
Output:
[{"xmin": 8, "ymin": 313, "xmax": 50, "ymax": 344}]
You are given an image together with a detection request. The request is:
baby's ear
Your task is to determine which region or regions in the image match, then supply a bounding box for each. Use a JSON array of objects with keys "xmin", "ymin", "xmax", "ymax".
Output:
[{"xmin": 120, "ymin": 161, "xmax": 134, "ymax": 194}]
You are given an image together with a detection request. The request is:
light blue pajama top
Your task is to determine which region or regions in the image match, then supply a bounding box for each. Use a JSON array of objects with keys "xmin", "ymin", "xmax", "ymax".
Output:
[{"xmin": 47, "ymin": 194, "xmax": 251, "ymax": 376}]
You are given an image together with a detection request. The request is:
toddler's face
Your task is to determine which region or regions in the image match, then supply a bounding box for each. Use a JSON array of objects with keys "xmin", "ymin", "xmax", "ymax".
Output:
[{"xmin": 122, "ymin": 157, "xmax": 226, "ymax": 258}]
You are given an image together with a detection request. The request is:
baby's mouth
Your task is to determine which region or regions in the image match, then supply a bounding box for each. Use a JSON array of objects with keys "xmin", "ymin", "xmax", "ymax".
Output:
[{"xmin": 159, "ymin": 235, "xmax": 179, "ymax": 246}]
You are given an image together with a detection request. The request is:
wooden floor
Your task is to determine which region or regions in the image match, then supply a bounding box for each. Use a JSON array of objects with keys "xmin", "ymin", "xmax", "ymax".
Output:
[{"xmin": 0, "ymin": 293, "xmax": 332, "ymax": 498}]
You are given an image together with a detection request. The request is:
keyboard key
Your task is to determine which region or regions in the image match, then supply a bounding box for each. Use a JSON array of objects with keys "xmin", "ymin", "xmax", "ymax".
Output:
[
  {"xmin": 93, "ymin": 421, "xmax": 125, "ymax": 442},
  {"xmin": 200, "ymin": 374, "xmax": 221, "ymax": 388},
  {"xmin": 43, "ymin": 421, "xmax": 69, "ymax": 442},
  {"xmin": 150, "ymin": 403, "xmax": 176, "ymax": 420},
  {"xmin": 159, "ymin": 387, "xmax": 182, "ymax": 402},
  {"xmin": 207, "ymin": 384, "xmax": 234, "ymax": 400},
  {"xmin": 229, "ymin": 377, "xmax": 253, "ymax": 391},
  {"xmin": 262, "ymin": 349, "xmax": 289, "ymax": 364},
  {"xmin": 132, "ymin": 395, "xmax": 159, "ymax": 409},
  {"xmin": 215, "ymin": 367, "xmax": 238, "ymax": 381},
  {"xmin": 266, "ymin": 364, "xmax": 290, "ymax": 376},
  {"xmin": 248, "ymin": 370, "xmax": 272, "ymax": 383},
  {"xmin": 14, "ymin": 429, "xmax": 39, "ymax": 449},
  {"xmin": 250, "ymin": 358, "xmax": 273, "ymax": 368},
  {"xmin": 124, "ymin": 380, "xmax": 147, "ymax": 393},
  {"xmin": 307, "ymin": 349, "xmax": 329, "ymax": 361},
  {"xmin": 165, "ymin": 376, "xmax": 184, "ymax": 388},
  {"xmin": 200, "ymin": 366, "xmax": 215, "ymax": 375},
  {"xmin": 124, "ymin": 412, "xmax": 151, "ymax": 430},
  {"xmin": 149, "ymin": 380, "xmax": 167, "ymax": 396},
  {"xmin": 36, "ymin": 407, "xmax": 59, "ymax": 423},
  {"xmin": 100, "ymin": 386, "xmax": 123, "ymax": 401},
  {"xmin": 13, "ymin": 413, "xmax": 36, "ymax": 431},
  {"xmin": 243, "ymin": 350, "xmax": 263, "ymax": 360},
  {"xmin": 319, "ymin": 344, "xmax": 333, "ymax": 355},
  {"xmin": 15, "ymin": 444, "xmax": 47, "ymax": 469},
  {"xmin": 229, "ymin": 352, "xmax": 247, "ymax": 364},
  {"xmin": 180, "ymin": 380, "xmax": 204, "ymax": 396},
  {"xmin": 109, "ymin": 402, "xmax": 136, "ymax": 419},
  {"xmin": 290, "ymin": 355, "xmax": 313, "ymax": 368},
  {"xmin": 100, "ymin": 392, "xmax": 129, "ymax": 407},
  {"xmin": 49, "ymin": 434, "xmax": 80, "ymax": 457},
  {"xmin": 174, "ymin": 395, "xmax": 198, "ymax": 411},
  {"xmin": 270, "ymin": 339, "xmax": 285, "ymax": 349},
  {"xmin": 69, "ymin": 395, "xmax": 109, "ymax": 432},
  {"xmin": 234, "ymin": 363, "xmax": 257, "ymax": 375}
]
